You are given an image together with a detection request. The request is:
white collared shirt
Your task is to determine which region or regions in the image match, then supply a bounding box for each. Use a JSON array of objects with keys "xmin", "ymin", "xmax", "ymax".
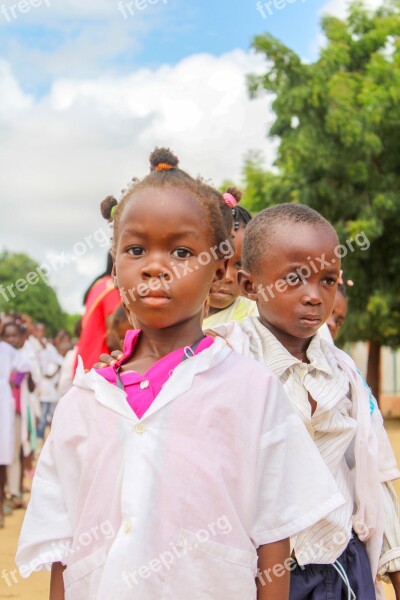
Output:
[
  {"xmin": 215, "ymin": 316, "xmax": 400, "ymax": 578},
  {"xmin": 16, "ymin": 337, "xmax": 343, "ymax": 599}
]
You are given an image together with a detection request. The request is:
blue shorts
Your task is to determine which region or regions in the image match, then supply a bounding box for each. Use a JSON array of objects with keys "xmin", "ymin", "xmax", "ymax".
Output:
[{"xmin": 290, "ymin": 534, "xmax": 376, "ymax": 599}]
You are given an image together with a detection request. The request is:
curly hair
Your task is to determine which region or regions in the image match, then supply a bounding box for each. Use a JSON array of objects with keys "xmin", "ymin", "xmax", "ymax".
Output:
[{"xmin": 101, "ymin": 148, "xmax": 232, "ymax": 257}]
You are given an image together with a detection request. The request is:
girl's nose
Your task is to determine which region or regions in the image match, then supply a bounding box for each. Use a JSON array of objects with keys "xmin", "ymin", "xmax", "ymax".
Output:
[{"xmin": 141, "ymin": 255, "xmax": 169, "ymax": 279}]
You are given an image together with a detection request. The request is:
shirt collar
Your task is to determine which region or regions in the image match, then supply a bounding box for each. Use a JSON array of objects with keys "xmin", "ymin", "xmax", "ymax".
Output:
[{"xmin": 250, "ymin": 318, "xmax": 333, "ymax": 377}]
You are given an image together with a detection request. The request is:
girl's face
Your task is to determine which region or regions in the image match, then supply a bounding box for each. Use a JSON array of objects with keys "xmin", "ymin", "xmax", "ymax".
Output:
[
  {"xmin": 239, "ymin": 222, "xmax": 340, "ymax": 345},
  {"xmin": 113, "ymin": 186, "xmax": 225, "ymax": 331},
  {"xmin": 327, "ymin": 290, "xmax": 348, "ymax": 340},
  {"xmin": 209, "ymin": 226, "xmax": 244, "ymax": 311},
  {"xmin": 3, "ymin": 325, "xmax": 24, "ymax": 349}
]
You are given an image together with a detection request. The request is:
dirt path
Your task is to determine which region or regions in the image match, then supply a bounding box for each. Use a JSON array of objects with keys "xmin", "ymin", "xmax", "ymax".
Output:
[{"xmin": 2, "ymin": 421, "xmax": 400, "ymax": 599}]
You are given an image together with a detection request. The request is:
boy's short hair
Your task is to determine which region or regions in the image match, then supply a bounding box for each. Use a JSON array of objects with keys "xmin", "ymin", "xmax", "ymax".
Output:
[{"xmin": 242, "ymin": 203, "xmax": 337, "ymax": 273}]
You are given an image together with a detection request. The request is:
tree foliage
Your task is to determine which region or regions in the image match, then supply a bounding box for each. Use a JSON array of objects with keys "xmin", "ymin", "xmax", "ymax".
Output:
[
  {"xmin": 246, "ymin": 0, "xmax": 400, "ymax": 351},
  {"xmin": 0, "ymin": 250, "xmax": 67, "ymax": 334}
]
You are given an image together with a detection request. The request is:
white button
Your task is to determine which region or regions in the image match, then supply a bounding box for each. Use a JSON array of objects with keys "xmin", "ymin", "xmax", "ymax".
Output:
[
  {"xmin": 123, "ymin": 521, "xmax": 132, "ymax": 533},
  {"xmin": 135, "ymin": 424, "xmax": 145, "ymax": 435},
  {"xmin": 140, "ymin": 380, "xmax": 149, "ymax": 390}
]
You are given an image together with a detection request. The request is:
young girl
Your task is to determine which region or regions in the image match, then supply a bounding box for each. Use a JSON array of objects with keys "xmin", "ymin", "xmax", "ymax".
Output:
[
  {"xmin": 0, "ymin": 320, "xmax": 32, "ymax": 527},
  {"xmin": 214, "ymin": 203, "xmax": 400, "ymax": 599},
  {"xmin": 326, "ymin": 273, "xmax": 353, "ymax": 341},
  {"xmin": 16, "ymin": 150, "xmax": 343, "ymax": 600},
  {"xmin": 203, "ymin": 187, "xmax": 258, "ymax": 328}
]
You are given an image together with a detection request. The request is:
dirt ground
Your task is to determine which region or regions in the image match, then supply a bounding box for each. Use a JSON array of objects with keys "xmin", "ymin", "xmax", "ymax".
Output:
[{"xmin": 2, "ymin": 422, "xmax": 400, "ymax": 599}]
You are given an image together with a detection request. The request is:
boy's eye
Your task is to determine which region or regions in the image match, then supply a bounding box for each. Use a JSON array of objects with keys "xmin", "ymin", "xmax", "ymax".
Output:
[
  {"xmin": 323, "ymin": 277, "xmax": 337, "ymax": 286},
  {"xmin": 172, "ymin": 248, "xmax": 192, "ymax": 259},
  {"xmin": 235, "ymin": 260, "xmax": 242, "ymax": 270},
  {"xmin": 127, "ymin": 246, "xmax": 145, "ymax": 256}
]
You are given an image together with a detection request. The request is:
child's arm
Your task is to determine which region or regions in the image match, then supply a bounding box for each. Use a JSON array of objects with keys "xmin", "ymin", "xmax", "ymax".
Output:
[
  {"xmin": 389, "ymin": 572, "xmax": 400, "ymax": 600},
  {"xmin": 49, "ymin": 563, "xmax": 65, "ymax": 600},
  {"xmin": 256, "ymin": 538, "xmax": 290, "ymax": 600}
]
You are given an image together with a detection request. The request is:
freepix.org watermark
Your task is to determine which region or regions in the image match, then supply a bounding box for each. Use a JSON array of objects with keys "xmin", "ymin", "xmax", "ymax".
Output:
[
  {"xmin": 1, "ymin": 520, "xmax": 115, "ymax": 588},
  {"xmin": 255, "ymin": 0, "xmax": 306, "ymax": 19},
  {"xmin": 0, "ymin": 227, "xmax": 110, "ymax": 304},
  {"xmin": 119, "ymin": 238, "xmax": 234, "ymax": 306},
  {"xmin": 117, "ymin": 0, "xmax": 167, "ymax": 19},
  {"xmin": 122, "ymin": 515, "xmax": 232, "ymax": 588},
  {"xmin": 256, "ymin": 231, "xmax": 370, "ymax": 303},
  {"xmin": 0, "ymin": 0, "xmax": 50, "ymax": 22}
]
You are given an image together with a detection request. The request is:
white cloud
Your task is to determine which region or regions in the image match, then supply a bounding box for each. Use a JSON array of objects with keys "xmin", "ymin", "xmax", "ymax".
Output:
[
  {"xmin": 320, "ymin": 0, "xmax": 382, "ymax": 19},
  {"xmin": 0, "ymin": 49, "xmax": 275, "ymax": 313}
]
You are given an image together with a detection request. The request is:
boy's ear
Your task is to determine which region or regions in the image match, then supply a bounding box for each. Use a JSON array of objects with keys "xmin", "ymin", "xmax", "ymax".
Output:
[{"xmin": 238, "ymin": 270, "xmax": 258, "ymax": 302}]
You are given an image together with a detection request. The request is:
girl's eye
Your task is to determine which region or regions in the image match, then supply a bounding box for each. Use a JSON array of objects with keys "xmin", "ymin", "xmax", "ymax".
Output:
[
  {"xmin": 286, "ymin": 274, "xmax": 300, "ymax": 284},
  {"xmin": 128, "ymin": 246, "xmax": 145, "ymax": 256},
  {"xmin": 172, "ymin": 248, "xmax": 192, "ymax": 259},
  {"xmin": 235, "ymin": 260, "xmax": 242, "ymax": 270}
]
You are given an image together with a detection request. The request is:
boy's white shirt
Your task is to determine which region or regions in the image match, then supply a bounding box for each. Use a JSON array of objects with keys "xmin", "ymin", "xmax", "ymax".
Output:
[
  {"xmin": 213, "ymin": 317, "xmax": 400, "ymax": 586},
  {"xmin": 16, "ymin": 337, "xmax": 344, "ymax": 600}
]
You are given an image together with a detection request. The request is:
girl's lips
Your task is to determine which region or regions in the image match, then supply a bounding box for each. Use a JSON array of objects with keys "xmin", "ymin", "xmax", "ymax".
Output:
[{"xmin": 140, "ymin": 296, "xmax": 171, "ymax": 307}]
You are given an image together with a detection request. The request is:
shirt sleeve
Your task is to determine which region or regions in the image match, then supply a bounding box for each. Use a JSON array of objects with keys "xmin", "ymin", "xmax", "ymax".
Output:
[
  {"xmin": 378, "ymin": 481, "xmax": 400, "ymax": 582},
  {"xmin": 16, "ymin": 431, "xmax": 73, "ymax": 577},
  {"xmin": 251, "ymin": 377, "xmax": 345, "ymax": 547}
]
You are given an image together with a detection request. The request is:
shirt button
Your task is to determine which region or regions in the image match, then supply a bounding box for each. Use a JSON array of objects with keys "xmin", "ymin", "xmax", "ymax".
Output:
[
  {"xmin": 140, "ymin": 380, "xmax": 149, "ymax": 390},
  {"xmin": 123, "ymin": 521, "xmax": 132, "ymax": 533},
  {"xmin": 135, "ymin": 424, "xmax": 145, "ymax": 434}
]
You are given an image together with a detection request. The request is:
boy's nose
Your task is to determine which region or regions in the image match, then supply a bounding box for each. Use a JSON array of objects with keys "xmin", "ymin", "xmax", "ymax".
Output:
[{"xmin": 302, "ymin": 286, "xmax": 322, "ymax": 304}]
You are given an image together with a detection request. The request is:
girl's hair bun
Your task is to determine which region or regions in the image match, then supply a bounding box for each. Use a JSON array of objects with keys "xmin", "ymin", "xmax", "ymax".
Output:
[
  {"xmin": 149, "ymin": 147, "xmax": 179, "ymax": 171},
  {"xmin": 225, "ymin": 187, "xmax": 243, "ymax": 203},
  {"xmin": 101, "ymin": 195, "xmax": 118, "ymax": 220}
]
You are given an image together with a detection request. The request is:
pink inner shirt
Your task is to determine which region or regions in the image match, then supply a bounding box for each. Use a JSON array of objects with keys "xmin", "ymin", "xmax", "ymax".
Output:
[{"xmin": 96, "ymin": 329, "xmax": 214, "ymax": 419}]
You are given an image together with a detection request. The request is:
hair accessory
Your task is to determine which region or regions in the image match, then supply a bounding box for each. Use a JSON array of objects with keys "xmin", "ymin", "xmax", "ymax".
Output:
[
  {"xmin": 155, "ymin": 163, "xmax": 174, "ymax": 171},
  {"xmin": 338, "ymin": 269, "xmax": 354, "ymax": 287},
  {"xmin": 110, "ymin": 205, "xmax": 117, "ymax": 219},
  {"xmin": 223, "ymin": 192, "xmax": 238, "ymax": 208}
]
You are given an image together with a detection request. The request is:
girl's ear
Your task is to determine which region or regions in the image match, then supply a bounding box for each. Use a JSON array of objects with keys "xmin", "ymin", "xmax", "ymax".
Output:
[
  {"xmin": 111, "ymin": 261, "xmax": 118, "ymax": 289},
  {"xmin": 238, "ymin": 270, "xmax": 258, "ymax": 302}
]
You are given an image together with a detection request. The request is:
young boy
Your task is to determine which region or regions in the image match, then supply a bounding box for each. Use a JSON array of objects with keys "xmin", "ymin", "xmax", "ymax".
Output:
[{"xmin": 215, "ymin": 203, "xmax": 400, "ymax": 599}]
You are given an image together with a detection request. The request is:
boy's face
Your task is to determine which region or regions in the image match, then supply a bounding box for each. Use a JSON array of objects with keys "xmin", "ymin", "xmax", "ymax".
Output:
[{"xmin": 238, "ymin": 222, "xmax": 340, "ymax": 342}]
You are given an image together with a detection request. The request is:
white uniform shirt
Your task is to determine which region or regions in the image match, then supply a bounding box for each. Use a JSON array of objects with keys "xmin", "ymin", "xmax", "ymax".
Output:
[
  {"xmin": 17, "ymin": 338, "xmax": 343, "ymax": 600},
  {"xmin": 214, "ymin": 317, "xmax": 400, "ymax": 583},
  {"xmin": 0, "ymin": 341, "xmax": 31, "ymax": 464}
]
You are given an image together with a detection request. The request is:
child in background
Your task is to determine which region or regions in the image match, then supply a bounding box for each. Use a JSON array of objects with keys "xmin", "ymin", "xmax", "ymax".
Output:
[
  {"xmin": 3, "ymin": 321, "xmax": 35, "ymax": 509},
  {"xmin": 36, "ymin": 325, "xmax": 64, "ymax": 442},
  {"xmin": 203, "ymin": 187, "xmax": 258, "ymax": 328},
  {"xmin": 17, "ymin": 150, "xmax": 343, "ymax": 600},
  {"xmin": 0, "ymin": 320, "xmax": 31, "ymax": 527},
  {"xmin": 327, "ymin": 272, "xmax": 353, "ymax": 341},
  {"xmin": 106, "ymin": 304, "xmax": 131, "ymax": 352},
  {"xmin": 213, "ymin": 203, "xmax": 400, "ymax": 599}
]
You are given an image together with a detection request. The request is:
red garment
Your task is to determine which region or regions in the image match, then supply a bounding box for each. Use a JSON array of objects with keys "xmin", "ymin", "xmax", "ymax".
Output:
[{"xmin": 76, "ymin": 276, "xmax": 121, "ymax": 370}]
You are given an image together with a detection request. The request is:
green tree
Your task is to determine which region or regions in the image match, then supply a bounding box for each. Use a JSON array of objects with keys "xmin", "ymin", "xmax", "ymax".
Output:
[
  {"xmin": 0, "ymin": 250, "xmax": 67, "ymax": 334},
  {"xmin": 247, "ymin": 0, "xmax": 400, "ymax": 400}
]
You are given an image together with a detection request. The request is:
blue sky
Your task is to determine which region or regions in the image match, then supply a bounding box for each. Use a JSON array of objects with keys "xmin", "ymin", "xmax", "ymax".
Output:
[
  {"xmin": 0, "ymin": 0, "xmax": 346, "ymax": 311},
  {"xmin": 0, "ymin": 0, "xmax": 328, "ymax": 97}
]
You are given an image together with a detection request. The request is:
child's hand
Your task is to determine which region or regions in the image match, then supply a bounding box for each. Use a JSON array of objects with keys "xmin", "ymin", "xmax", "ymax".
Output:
[{"xmin": 93, "ymin": 351, "xmax": 124, "ymax": 369}]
